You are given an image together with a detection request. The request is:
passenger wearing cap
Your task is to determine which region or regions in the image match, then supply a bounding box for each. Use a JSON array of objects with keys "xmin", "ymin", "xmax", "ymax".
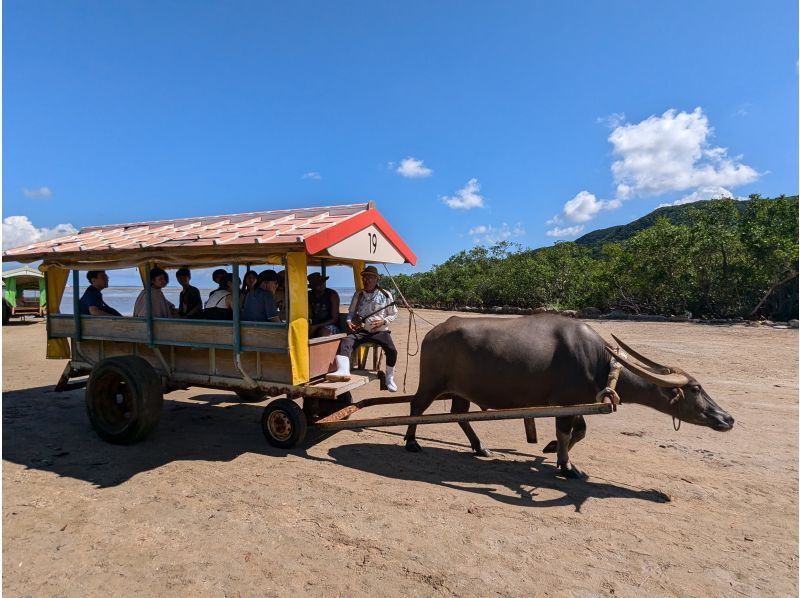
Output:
[
  {"xmin": 328, "ymin": 265, "xmax": 399, "ymax": 392},
  {"xmin": 133, "ymin": 267, "xmax": 179, "ymax": 318},
  {"xmin": 242, "ymin": 270, "xmax": 279, "ymax": 322},
  {"xmin": 307, "ymin": 272, "xmax": 340, "ymax": 338}
]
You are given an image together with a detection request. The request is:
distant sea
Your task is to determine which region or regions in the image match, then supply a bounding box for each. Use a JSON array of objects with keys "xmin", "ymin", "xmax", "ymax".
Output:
[{"xmin": 60, "ymin": 287, "xmax": 357, "ymax": 316}]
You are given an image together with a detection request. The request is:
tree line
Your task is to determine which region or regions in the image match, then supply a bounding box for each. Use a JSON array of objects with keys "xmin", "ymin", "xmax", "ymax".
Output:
[{"xmin": 392, "ymin": 196, "xmax": 799, "ymax": 320}]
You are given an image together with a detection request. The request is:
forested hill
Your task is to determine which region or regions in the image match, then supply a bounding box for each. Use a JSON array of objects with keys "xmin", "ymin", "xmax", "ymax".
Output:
[
  {"xmin": 392, "ymin": 195, "xmax": 799, "ymax": 320},
  {"xmin": 574, "ymin": 195, "xmax": 792, "ymax": 252}
]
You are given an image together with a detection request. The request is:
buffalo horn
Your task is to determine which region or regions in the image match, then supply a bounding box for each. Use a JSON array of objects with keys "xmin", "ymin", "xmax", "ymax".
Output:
[
  {"xmin": 605, "ymin": 346, "xmax": 690, "ymax": 387},
  {"xmin": 611, "ymin": 334, "xmax": 671, "ymax": 374}
]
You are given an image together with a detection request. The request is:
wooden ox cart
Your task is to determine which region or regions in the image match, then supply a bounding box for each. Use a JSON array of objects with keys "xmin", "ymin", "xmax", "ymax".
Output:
[{"xmin": 2, "ymin": 202, "xmax": 611, "ymax": 449}]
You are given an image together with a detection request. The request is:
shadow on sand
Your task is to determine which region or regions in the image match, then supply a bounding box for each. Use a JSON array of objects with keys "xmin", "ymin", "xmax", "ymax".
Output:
[
  {"xmin": 2, "ymin": 319, "xmax": 41, "ymax": 327},
  {"xmin": 3, "ymin": 385, "xmax": 668, "ymax": 511}
]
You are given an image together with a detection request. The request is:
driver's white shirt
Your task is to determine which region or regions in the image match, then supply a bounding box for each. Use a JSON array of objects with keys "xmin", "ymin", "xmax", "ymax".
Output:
[{"xmin": 346, "ymin": 287, "xmax": 397, "ymax": 332}]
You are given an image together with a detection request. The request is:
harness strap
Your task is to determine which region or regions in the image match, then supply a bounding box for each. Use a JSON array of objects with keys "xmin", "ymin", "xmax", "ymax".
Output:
[{"xmin": 596, "ymin": 350, "xmax": 625, "ymax": 412}]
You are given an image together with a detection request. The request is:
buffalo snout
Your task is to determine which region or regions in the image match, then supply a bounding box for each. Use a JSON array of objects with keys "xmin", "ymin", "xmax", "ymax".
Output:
[
  {"xmin": 699, "ymin": 395, "xmax": 734, "ymax": 431},
  {"xmin": 709, "ymin": 408, "xmax": 734, "ymax": 431}
]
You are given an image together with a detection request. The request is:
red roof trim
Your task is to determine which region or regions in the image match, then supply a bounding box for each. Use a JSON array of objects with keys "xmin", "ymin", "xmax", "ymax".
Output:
[{"xmin": 304, "ymin": 209, "xmax": 417, "ymax": 266}]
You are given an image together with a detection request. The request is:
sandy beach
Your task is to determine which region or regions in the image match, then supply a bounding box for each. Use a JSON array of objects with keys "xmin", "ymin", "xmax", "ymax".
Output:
[{"xmin": 3, "ymin": 311, "xmax": 798, "ymax": 597}]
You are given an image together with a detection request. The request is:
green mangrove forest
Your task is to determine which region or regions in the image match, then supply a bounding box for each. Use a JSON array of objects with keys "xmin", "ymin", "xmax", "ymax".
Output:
[{"xmin": 392, "ymin": 196, "xmax": 798, "ymax": 321}]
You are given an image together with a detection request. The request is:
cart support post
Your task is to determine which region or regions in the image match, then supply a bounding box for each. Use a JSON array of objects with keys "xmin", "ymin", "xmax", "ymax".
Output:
[
  {"xmin": 287, "ymin": 252, "xmax": 309, "ymax": 385},
  {"xmin": 232, "ymin": 263, "xmax": 241, "ymax": 352},
  {"xmin": 72, "ymin": 269, "xmax": 81, "ymax": 342},
  {"xmin": 230, "ymin": 262, "xmax": 257, "ymax": 389},
  {"xmin": 145, "ymin": 262, "xmax": 154, "ymax": 347}
]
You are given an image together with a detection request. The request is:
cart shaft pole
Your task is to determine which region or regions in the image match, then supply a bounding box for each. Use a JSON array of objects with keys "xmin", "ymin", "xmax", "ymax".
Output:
[{"xmin": 312, "ymin": 403, "xmax": 613, "ymax": 432}]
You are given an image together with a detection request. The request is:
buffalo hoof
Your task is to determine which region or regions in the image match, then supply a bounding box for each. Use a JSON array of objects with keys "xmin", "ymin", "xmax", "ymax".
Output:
[
  {"xmin": 474, "ymin": 447, "xmax": 493, "ymax": 458},
  {"xmin": 405, "ymin": 439, "xmax": 422, "ymax": 453},
  {"xmin": 542, "ymin": 440, "xmax": 558, "ymax": 453},
  {"xmin": 559, "ymin": 464, "xmax": 587, "ymax": 480}
]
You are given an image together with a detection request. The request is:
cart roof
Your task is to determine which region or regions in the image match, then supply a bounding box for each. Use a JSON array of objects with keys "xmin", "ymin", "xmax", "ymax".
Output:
[
  {"xmin": 2, "ymin": 266, "xmax": 44, "ymax": 280},
  {"xmin": 3, "ymin": 202, "xmax": 416, "ymax": 269}
]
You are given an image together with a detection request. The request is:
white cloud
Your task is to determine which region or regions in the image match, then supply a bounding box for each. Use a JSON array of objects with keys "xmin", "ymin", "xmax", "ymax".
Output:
[
  {"xmin": 302, "ymin": 171, "xmax": 321, "ymax": 180},
  {"xmin": 657, "ymin": 186, "xmax": 734, "ymax": 208},
  {"xmin": 544, "ymin": 107, "xmax": 757, "ymax": 233},
  {"xmin": 442, "ymin": 178, "xmax": 484, "ymax": 210},
  {"xmin": 546, "ymin": 225, "xmax": 584, "ymax": 238},
  {"xmin": 22, "ymin": 186, "xmax": 53, "ymax": 199},
  {"xmin": 563, "ymin": 191, "xmax": 607, "ymax": 222},
  {"xmin": 548, "ymin": 190, "xmax": 621, "ymax": 227},
  {"xmin": 597, "ymin": 112, "xmax": 626, "ymax": 128},
  {"xmin": 469, "ymin": 222, "xmax": 524, "ymax": 244},
  {"xmin": 468, "ymin": 225, "xmax": 489, "ymax": 235},
  {"xmin": 609, "ymin": 107, "xmax": 758, "ymax": 198},
  {"xmin": 396, "ymin": 157, "xmax": 433, "ymax": 178},
  {"xmin": 3, "ymin": 216, "xmax": 77, "ymax": 250}
]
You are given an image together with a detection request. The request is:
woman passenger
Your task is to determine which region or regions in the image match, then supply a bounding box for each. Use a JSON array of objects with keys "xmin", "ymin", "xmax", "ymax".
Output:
[
  {"xmin": 239, "ymin": 269, "xmax": 258, "ymax": 307},
  {"xmin": 203, "ymin": 273, "xmax": 233, "ymax": 320},
  {"xmin": 133, "ymin": 267, "xmax": 178, "ymax": 318}
]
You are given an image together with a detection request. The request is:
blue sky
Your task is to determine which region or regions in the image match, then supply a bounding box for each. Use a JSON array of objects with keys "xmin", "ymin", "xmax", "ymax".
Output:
[{"xmin": 3, "ymin": 1, "xmax": 798, "ymax": 287}]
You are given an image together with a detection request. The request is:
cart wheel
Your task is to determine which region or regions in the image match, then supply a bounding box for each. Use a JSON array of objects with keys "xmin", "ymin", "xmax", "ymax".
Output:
[
  {"xmin": 86, "ymin": 356, "xmax": 163, "ymax": 444},
  {"xmin": 234, "ymin": 389, "xmax": 268, "ymax": 402},
  {"xmin": 262, "ymin": 399, "xmax": 307, "ymax": 448}
]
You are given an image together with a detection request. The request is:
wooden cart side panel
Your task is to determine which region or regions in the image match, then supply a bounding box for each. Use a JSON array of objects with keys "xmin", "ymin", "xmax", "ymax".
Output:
[
  {"xmin": 308, "ymin": 335, "xmax": 344, "ymax": 379},
  {"xmin": 191, "ymin": 347, "xmax": 292, "ymax": 383},
  {"xmin": 52, "ymin": 316, "xmax": 148, "ymax": 341},
  {"xmin": 74, "ymin": 340, "xmax": 293, "ymax": 384},
  {"xmin": 50, "ymin": 316, "xmax": 287, "ymax": 350}
]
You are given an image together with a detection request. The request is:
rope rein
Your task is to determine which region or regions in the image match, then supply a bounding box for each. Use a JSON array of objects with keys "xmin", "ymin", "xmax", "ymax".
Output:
[
  {"xmin": 596, "ymin": 349, "xmax": 625, "ymax": 411},
  {"xmin": 381, "ymin": 265, "xmax": 426, "ymax": 392}
]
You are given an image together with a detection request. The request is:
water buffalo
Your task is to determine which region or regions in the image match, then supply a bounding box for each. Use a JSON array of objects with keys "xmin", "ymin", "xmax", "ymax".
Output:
[{"xmin": 403, "ymin": 314, "xmax": 734, "ymax": 478}]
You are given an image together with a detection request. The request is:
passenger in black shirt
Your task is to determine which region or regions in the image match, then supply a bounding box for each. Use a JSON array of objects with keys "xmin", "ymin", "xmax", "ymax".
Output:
[
  {"xmin": 176, "ymin": 268, "xmax": 202, "ymax": 318},
  {"xmin": 79, "ymin": 271, "xmax": 122, "ymax": 316},
  {"xmin": 307, "ymin": 272, "xmax": 340, "ymax": 338}
]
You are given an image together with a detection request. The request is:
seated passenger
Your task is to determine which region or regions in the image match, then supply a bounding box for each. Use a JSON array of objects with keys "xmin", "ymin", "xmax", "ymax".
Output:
[
  {"xmin": 133, "ymin": 267, "xmax": 178, "ymax": 318},
  {"xmin": 239, "ymin": 269, "xmax": 258, "ymax": 307},
  {"xmin": 79, "ymin": 270, "xmax": 122, "ymax": 316},
  {"xmin": 176, "ymin": 267, "xmax": 202, "ymax": 318},
  {"xmin": 242, "ymin": 270, "xmax": 279, "ymax": 322},
  {"xmin": 203, "ymin": 273, "xmax": 233, "ymax": 320},
  {"xmin": 275, "ymin": 270, "xmax": 286, "ymax": 311},
  {"xmin": 211, "ymin": 268, "xmax": 228, "ymax": 286},
  {"xmin": 307, "ymin": 272, "xmax": 340, "ymax": 338}
]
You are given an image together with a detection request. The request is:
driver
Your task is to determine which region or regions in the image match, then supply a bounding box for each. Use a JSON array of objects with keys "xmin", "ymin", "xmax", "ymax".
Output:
[{"xmin": 327, "ymin": 265, "xmax": 399, "ymax": 392}]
